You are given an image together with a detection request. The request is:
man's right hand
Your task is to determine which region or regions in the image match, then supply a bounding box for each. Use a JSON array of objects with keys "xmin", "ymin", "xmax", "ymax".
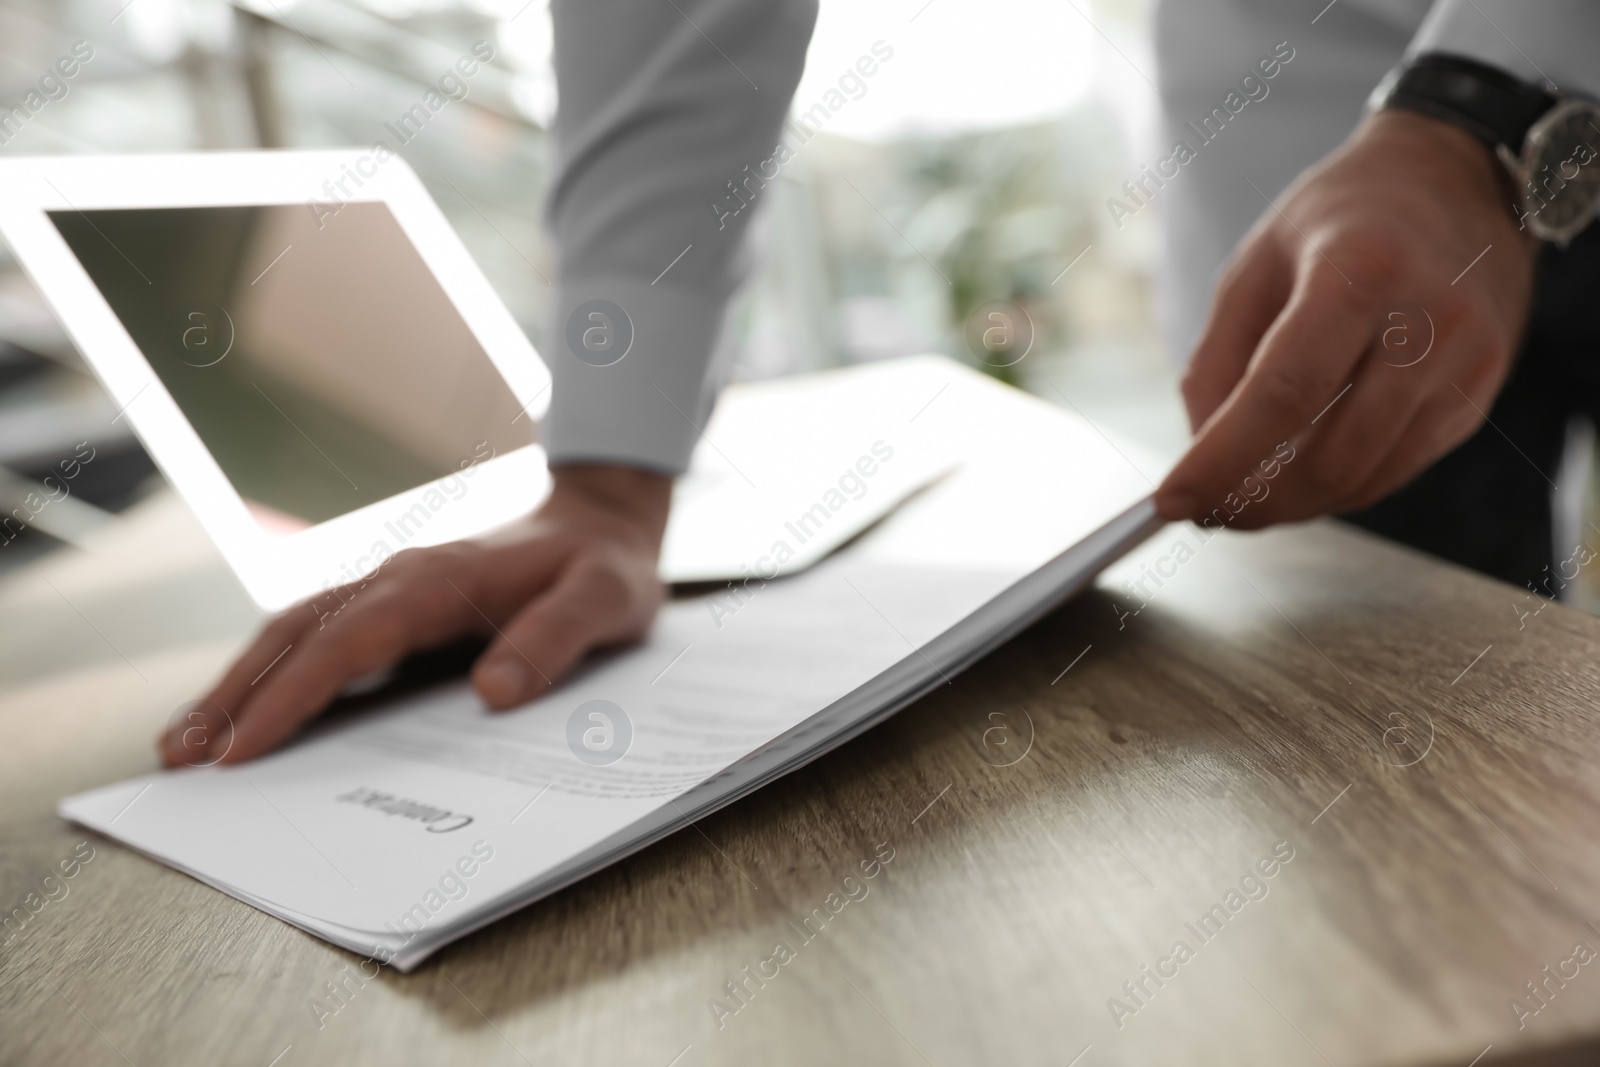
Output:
[{"xmin": 161, "ymin": 464, "xmax": 672, "ymax": 767}]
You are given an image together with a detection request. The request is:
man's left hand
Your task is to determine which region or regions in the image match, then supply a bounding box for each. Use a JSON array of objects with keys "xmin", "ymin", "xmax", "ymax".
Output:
[{"xmin": 1155, "ymin": 108, "xmax": 1539, "ymax": 528}]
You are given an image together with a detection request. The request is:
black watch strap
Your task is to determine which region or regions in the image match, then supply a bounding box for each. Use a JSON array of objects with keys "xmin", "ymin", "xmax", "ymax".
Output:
[{"xmin": 1383, "ymin": 53, "xmax": 1556, "ymax": 153}]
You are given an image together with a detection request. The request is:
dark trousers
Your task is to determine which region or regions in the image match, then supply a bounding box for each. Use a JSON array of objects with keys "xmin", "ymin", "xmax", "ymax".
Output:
[{"xmin": 1343, "ymin": 224, "xmax": 1600, "ymax": 592}]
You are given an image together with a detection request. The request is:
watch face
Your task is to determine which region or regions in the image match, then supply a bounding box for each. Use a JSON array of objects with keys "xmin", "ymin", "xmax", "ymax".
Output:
[{"xmin": 1521, "ymin": 100, "xmax": 1600, "ymax": 244}]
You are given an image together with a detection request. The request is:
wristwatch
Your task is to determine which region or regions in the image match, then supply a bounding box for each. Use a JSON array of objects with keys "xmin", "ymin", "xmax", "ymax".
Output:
[{"xmin": 1373, "ymin": 53, "xmax": 1600, "ymax": 246}]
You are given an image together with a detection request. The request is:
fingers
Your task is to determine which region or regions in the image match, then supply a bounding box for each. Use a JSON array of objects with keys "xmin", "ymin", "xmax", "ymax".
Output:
[
  {"xmin": 218, "ymin": 588, "xmax": 439, "ymax": 763},
  {"xmin": 1330, "ymin": 385, "xmax": 1490, "ymax": 514},
  {"xmin": 159, "ymin": 465, "xmax": 675, "ymax": 766},
  {"xmin": 161, "ymin": 611, "xmax": 316, "ymax": 767},
  {"xmin": 1313, "ymin": 324, "xmax": 1507, "ymax": 516},
  {"xmin": 1156, "ymin": 254, "xmax": 1375, "ymax": 521},
  {"xmin": 472, "ymin": 554, "xmax": 659, "ymax": 710},
  {"xmin": 1180, "ymin": 235, "xmax": 1294, "ymax": 432},
  {"xmin": 1222, "ymin": 346, "xmax": 1430, "ymax": 527},
  {"xmin": 211, "ymin": 543, "xmax": 542, "ymax": 764}
]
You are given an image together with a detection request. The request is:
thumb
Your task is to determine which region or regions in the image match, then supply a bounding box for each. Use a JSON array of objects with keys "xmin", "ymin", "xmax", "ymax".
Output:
[
  {"xmin": 471, "ymin": 555, "xmax": 656, "ymax": 710},
  {"xmin": 1180, "ymin": 236, "xmax": 1293, "ymax": 431}
]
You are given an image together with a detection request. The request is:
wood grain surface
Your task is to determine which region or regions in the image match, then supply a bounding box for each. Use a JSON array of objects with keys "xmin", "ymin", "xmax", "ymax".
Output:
[{"xmin": 4, "ymin": 492, "xmax": 1600, "ymax": 1067}]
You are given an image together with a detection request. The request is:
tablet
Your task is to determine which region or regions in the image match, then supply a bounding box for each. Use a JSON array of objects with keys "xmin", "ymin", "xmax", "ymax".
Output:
[{"xmin": 0, "ymin": 150, "xmax": 552, "ymax": 610}]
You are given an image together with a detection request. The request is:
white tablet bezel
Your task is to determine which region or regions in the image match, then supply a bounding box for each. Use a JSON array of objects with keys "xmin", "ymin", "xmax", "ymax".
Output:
[{"xmin": 0, "ymin": 150, "xmax": 553, "ymax": 612}]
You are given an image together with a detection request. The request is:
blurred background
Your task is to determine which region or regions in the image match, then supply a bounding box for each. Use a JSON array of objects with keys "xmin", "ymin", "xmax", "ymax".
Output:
[{"xmin": 0, "ymin": 0, "xmax": 1196, "ymax": 583}]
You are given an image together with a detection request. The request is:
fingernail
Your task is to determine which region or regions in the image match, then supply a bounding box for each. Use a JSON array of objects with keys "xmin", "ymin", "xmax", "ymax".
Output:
[
  {"xmin": 1156, "ymin": 491, "xmax": 1197, "ymax": 520},
  {"xmin": 477, "ymin": 661, "xmax": 529, "ymax": 707}
]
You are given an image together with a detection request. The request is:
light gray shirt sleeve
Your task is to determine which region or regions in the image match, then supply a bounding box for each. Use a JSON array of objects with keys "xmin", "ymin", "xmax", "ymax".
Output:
[
  {"xmin": 541, "ymin": 0, "xmax": 816, "ymax": 474},
  {"xmin": 1407, "ymin": 0, "xmax": 1600, "ymax": 98}
]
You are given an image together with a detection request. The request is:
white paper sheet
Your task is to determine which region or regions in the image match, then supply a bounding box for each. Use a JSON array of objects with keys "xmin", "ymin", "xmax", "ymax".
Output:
[
  {"xmin": 59, "ymin": 557, "xmax": 1012, "ymax": 932},
  {"xmin": 60, "ymin": 355, "xmax": 1166, "ymax": 967},
  {"xmin": 659, "ymin": 364, "xmax": 963, "ymax": 583}
]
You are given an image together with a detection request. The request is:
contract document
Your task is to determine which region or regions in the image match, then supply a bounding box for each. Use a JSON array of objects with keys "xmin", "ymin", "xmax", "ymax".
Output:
[{"xmin": 59, "ymin": 355, "xmax": 1164, "ymax": 970}]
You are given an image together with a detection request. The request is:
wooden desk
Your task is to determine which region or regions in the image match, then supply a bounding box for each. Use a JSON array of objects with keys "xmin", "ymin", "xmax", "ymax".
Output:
[{"xmin": 4, "ymin": 492, "xmax": 1600, "ymax": 1067}]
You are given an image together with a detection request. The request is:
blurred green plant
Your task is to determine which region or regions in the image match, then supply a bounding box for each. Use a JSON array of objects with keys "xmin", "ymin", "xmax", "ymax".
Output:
[{"xmin": 895, "ymin": 125, "xmax": 1091, "ymax": 385}]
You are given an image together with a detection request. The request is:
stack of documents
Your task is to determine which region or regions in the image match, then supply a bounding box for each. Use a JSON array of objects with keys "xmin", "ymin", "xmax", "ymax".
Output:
[{"xmin": 59, "ymin": 355, "xmax": 1161, "ymax": 970}]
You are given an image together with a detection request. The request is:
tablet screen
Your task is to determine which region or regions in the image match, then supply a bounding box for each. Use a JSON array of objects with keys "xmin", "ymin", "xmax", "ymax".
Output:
[{"xmin": 50, "ymin": 201, "xmax": 535, "ymax": 533}]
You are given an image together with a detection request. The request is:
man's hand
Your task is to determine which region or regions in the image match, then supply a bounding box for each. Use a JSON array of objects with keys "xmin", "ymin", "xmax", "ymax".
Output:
[
  {"xmin": 161, "ymin": 464, "xmax": 671, "ymax": 766},
  {"xmin": 1155, "ymin": 108, "xmax": 1539, "ymax": 528}
]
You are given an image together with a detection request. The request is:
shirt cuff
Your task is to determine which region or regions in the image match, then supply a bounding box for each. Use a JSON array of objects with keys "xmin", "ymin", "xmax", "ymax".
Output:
[
  {"xmin": 1408, "ymin": 0, "xmax": 1600, "ymax": 99},
  {"xmin": 540, "ymin": 275, "xmax": 730, "ymax": 475}
]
